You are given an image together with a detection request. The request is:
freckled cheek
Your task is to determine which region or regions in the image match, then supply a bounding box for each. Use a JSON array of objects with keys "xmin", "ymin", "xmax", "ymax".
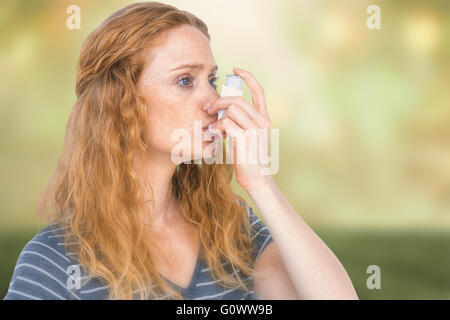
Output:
[
  {"xmin": 151, "ymin": 115, "xmax": 192, "ymax": 142},
  {"xmin": 147, "ymin": 96, "xmax": 198, "ymax": 132},
  {"xmin": 167, "ymin": 108, "xmax": 198, "ymax": 130}
]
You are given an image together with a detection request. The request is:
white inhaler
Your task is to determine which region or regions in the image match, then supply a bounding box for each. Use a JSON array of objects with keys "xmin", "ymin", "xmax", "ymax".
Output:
[{"xmin": 208, "ymin": 74, "xmax": 243, "ymax": 135}]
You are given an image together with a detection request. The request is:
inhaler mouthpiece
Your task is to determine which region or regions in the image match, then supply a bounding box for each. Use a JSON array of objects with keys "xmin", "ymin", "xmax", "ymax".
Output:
[{"xmin": 209, "ymin": 74, "xmax": 243, "ymax": 135}]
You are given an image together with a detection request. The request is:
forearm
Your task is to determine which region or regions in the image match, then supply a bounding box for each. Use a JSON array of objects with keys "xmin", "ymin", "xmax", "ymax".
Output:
[{"xmin": 245, "ymin": 177, "xmax": 359, "ymax": 300}]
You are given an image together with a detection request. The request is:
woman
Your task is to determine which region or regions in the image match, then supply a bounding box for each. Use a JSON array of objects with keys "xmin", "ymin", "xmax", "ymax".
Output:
[{"xmin": 4, "ymin": 2, "xmax": 358, "ymax": 300}]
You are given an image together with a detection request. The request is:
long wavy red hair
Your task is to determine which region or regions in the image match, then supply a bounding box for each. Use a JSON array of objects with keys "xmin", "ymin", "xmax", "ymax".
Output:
[{"xmin": 36, "ymin": 1, "xmax": 259, "ymax": 300}]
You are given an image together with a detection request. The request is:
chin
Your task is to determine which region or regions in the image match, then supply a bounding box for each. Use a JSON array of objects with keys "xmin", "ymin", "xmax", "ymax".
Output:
[{"xmin": 190, "ymin": 140, "xmax": 217, "ymax": 163}]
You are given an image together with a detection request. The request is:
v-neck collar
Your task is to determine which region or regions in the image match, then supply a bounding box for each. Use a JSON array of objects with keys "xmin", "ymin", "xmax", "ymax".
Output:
[{"xmin": 162, "ymin": 255, "xmax": 201, "ymax": 292}]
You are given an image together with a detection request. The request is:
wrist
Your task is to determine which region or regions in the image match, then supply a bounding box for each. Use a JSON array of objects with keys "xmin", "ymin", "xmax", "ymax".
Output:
[{"xmin": 242, "ymin": 175, "xmax": 276, "ymax": 195}]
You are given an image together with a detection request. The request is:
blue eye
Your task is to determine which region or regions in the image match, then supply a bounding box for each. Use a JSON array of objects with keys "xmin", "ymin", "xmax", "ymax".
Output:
[
  {"xmin": 177, "ymin": 76, "xmax": 219, "ymax": 90},
  {"xmin": 178, "ymin": 76, "xmax": 193, "ymax": 87}
]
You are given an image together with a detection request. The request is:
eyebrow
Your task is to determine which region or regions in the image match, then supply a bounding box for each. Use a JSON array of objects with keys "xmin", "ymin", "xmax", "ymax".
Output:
[{"xmin": 170, "ymin": 63, "xmax": 218, "ymax": 73}]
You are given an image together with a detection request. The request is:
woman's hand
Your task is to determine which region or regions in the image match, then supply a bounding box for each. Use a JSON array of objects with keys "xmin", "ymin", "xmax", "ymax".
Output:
[{"xmin": 204, "ymin": 67, "xmax": 273, "ymax": 191}]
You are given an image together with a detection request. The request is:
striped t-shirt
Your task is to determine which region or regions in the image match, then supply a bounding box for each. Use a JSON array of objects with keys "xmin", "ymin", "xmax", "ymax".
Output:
[{"xmin": 3, "ymin": 204, "xmax": 273, "ymax": 300}]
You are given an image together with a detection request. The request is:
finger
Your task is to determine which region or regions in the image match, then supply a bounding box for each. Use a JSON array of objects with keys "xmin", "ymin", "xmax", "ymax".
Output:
[
  {"xmin": 212, "ymin": 117, "xmax": 244, "ymax": 140},
  {"xmin": 220, "ymin": 103, "xmax": 257, "ymax": 130},
  {"xmin": 207, "ymin": 96, "xmax": 269, "ymax": 128},
  {"xmin": 214, "ymin": 118, "xmax": 246, "ymax": 165},
  {"xmin": 233, "ymin": 67, "xmax": 268, "ymax": 116}
]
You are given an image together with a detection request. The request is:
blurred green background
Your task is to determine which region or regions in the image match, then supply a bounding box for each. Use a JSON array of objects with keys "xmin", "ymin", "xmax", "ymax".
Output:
[{"xmin": 0, "ymin": 0, "xmax": 449, "ymax": 299}]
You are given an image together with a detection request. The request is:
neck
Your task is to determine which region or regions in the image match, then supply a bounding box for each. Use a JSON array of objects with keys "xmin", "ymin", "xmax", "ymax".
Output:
[{"xmin": 137, "ymin": 151, "xmax": 179, "ymax": 228}]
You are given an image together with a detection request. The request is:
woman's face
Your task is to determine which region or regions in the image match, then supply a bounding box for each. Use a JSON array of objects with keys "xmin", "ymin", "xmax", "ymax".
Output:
[{"xmin": 137, "ymin": 24, "xmax": 220, "ymax": 162}]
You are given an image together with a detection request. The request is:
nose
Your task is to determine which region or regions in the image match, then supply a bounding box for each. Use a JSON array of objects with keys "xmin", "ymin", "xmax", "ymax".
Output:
[{"xmin": 201, "ymin": 84, "xmax": 220, "ymax": 112}]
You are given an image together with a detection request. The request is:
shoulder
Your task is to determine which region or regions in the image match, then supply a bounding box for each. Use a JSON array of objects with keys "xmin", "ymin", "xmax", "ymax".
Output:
[
  {"xmin": 237, "ymin": 198, "xmax": 274, "ymax": 263},
  {"xmin": 3, "ymin": 222, "xmax": 82, "ymax": 300},
  {"xmin": 239, "ymin": 200, "xmax": 300, "ymax": 299}
]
